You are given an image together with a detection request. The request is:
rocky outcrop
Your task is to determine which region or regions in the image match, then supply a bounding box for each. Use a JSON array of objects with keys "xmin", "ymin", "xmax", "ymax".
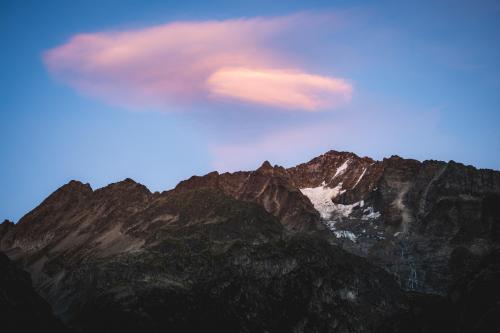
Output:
[
  {"xmin": 287, "ymin": 150, "xmax": 380, "ymax": 193},
  {"xmin": 175, "ymin": 161, "xmax": 323, "ymax": 232}
]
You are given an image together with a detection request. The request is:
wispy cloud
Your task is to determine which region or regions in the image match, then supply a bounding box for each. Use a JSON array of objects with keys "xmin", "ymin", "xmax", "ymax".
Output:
[
  {"xmin": 43, "ymin": 14, "xmax": 352, "ymax": 111},
  {"xmin": 209, "ymin": 104, "xmax": 451, "ymax": 172},
  {"xmin": 210, "ymin": 122, "xmax": 341, "ymax": 171}
]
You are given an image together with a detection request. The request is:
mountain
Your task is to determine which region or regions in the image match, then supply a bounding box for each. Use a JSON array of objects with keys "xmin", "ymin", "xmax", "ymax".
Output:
[
  {"xmin": 289, "ymin": 151, "xmax": 500, "ymax": 294},
  {"xmin": 169, "ymin": 150, "xmax": 500, "ymax": 294},
  {"xmin": 1, "ymin": 150, "xmax": 499, "ymax": 332}
]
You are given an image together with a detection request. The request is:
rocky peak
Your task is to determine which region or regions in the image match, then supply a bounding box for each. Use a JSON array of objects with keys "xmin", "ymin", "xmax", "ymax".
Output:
[
  {"xmin": 48, "ymin": 180, "xmax": 93, "ymax": 199},
  {"xmin": 287, "ymin": 149, "xmax": 377, "ymax": 194},
  {"xmin": 255, "ymin": 160, "xmax": 288, "ymax": 177},
  {"xmin": 95, "ymin": 178, "xmax": 151, "ymax": 195},
  {"xmin": 258, "ymin": 160, "xmax": 273, "ymax": 170},
  {"xmin": 323, "ymin": 149, "xmax": 356, "ymax": 158},
  {"xmin": 14, "ymin": 180, "xmax": 93, "ymax": 233},
  {"xmin": 58, "ymin": 180, "xmax": 93, "ymax": 195},
  {"xmin": 175, "ymin": 171, "xmax": 221, "ymax": 192},
  {"xmin": 386, "ymin": 154, "xmax": 403, "ymax": 160},
  {"xmin": 382, "ymin": 155, "xmax": 420, "ymax": 170},
  {"xmin": 1, "ymin": 219, "xmax": 14, "ymax": 227}
]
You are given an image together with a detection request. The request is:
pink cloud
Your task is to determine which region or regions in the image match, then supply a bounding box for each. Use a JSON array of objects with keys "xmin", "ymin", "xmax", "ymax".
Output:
[
  {"xmin": 43, "ymin": 14, "xmax": 352, "ymax": 111},
  {"xmin": 207, "ymin": 67, "xmax": 352, "ymax": 110}
]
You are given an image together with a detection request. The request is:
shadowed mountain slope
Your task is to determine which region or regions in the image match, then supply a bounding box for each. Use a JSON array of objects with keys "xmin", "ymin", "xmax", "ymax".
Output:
[{"xmin": 0, "ymin": 251, "xmax": 66, "ymax": 333}]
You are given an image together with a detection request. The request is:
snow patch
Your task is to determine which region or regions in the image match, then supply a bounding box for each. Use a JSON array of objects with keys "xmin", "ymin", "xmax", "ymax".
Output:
[
  {"xmin": 300, "ymin": 182, "xmax": 378, "ymax": 223},
  {"xmin": 332, "ymin": 160, "xmax": 350, "ymax": 180},
  {"xmin": 352, "ymin": 168, "xmax": 366, "ymax": 188},
  {"xmin": 300, "ymin": 182, "xmax": 343, "ymax": 219},
  {"xmin": 362, "ymin": 207, "xmax": 381, "ymax": 220},
  {"xmin": 334, "ymin": 230, "xmax": 357, "ymax": 242},
  {"xmin": 332, "ymin": 200, "xmax": 364, "ymax": 218},
  {"xmin": 300, "ymin": 183, "xmax": 368, "ymax": 221}
]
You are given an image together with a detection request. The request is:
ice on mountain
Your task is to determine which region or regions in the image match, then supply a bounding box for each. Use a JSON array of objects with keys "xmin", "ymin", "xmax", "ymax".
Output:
[
  {"xmin": 334, "ymin": 230, "xmax": 357, "ymax": 242},
  {"xmin": 300, "ymin": 182, "xmax": 344, "ymax": 219},
  {"xmin": 332, "ymin": 160, "xmax": 350, "ymax": 180},
  {"xmin": 352, "ymin": 168, "xmax": 366, "ymax": 188},
  {"xmin": 361, "ymin": 206, "xmax": 381, "ymax": 220}
]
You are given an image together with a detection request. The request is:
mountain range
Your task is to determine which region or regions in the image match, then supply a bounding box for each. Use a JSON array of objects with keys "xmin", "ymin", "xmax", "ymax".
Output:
[{"xmin": 1, "ymin": 150, "xmax": 499, "ymax": 332}]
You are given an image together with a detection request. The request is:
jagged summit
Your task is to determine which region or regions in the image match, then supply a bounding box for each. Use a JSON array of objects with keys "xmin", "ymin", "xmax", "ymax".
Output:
[
  {"xmin": 51, "ymin": 179, "xmax": 93, "ymax": 195},
  {"xmin": 1, "ymin": 219, "xmax": 14, "ymax": 226},
  {"xmin": 322, "ymin": 149, "xmax": 369, "ymax": 160},
  {"xmin": 24, "ymin": 150, "xmax": 497, "ymax": 214},
  {"xmin": 94, "ymin": 177, "xmax": 152, "ymax": 197},
  {"xmin": 258, "ymin": 160, "xmax": 273, "ymax": 170}
]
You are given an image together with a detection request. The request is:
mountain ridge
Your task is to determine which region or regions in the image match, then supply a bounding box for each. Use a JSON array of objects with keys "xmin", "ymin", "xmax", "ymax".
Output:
[{"xmin": 1, "ymin": 149, "xmax": 499, "ymax": 332}]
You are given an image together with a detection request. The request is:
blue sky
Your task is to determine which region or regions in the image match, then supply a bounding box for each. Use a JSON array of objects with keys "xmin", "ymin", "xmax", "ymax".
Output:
[{"xmin": 1, "ymin": 0, "xmax": 500, "ymax": 222}]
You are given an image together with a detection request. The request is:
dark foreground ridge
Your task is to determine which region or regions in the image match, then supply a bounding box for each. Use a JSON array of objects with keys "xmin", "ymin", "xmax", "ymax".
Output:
[
  {"xmin": 1, "ymin": 150, "xmax": 499, "ymax": 332},
  {"xmin": 0, "ymin": 252, "xmax": 66, "ymax": 332}
]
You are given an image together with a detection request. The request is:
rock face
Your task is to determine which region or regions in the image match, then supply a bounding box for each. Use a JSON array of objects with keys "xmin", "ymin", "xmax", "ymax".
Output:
[
  {"xmin": 174, "ymin": 161, "xmax": 323, "ymax": 232},
  {"xmin": 379, "ymin": 249, "xmax": 500, "ymax": 333},
  {"xmin": 1, "ymin": 188, "xmax": 407, "ymax": 332},
  {"xmin": 288, "ymin": 151, "xmax": 500, "ymax": 295},
  {"xmin": 1, "ymin": 149, "xmax": 499, "ymax": 332},
  {"xmin": 0, "ymin": 251, "xmax": 66, "ymax": 332}
]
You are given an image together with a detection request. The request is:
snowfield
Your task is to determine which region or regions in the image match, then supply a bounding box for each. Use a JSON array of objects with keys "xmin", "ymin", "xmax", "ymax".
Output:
[
  {"xmin": 299, "ymin": 182, "xmax": 344, "ymax": 219},
  {"xmin": 300, "ymin": 180, "xmax": 382, "ymax": 243}
]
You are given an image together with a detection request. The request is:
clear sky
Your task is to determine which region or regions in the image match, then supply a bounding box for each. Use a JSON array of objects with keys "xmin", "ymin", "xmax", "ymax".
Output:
[{"xmin": 1, "ymin": 0, "xmax": 500, "ymax": 222}]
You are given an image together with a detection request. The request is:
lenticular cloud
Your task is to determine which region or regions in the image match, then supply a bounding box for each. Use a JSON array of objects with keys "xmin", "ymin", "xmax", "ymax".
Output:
[
  {"xmin": 208, "ymin": 67, "xmax": 352, "ymax": 110},
  {"xmin": 43, "ymin": 15, "xmax": 352, "ymax": 111}
]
